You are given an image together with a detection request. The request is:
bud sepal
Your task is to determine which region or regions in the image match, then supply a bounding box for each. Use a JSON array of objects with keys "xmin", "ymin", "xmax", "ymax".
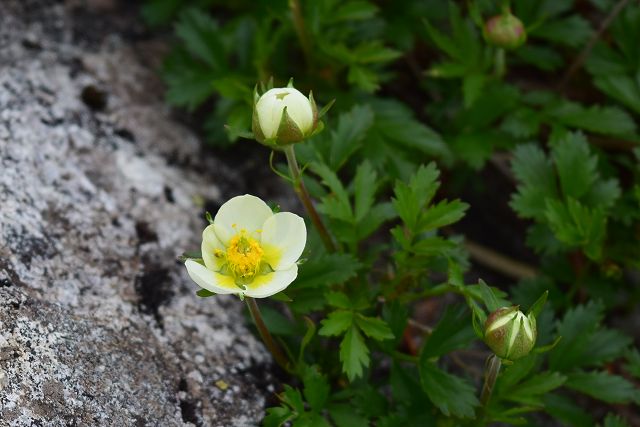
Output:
[
  {"xmin": 252, "ymin": 80, "xmax": 330, "ymax": 148},
  {"xmin": 484, "ymin": 306, "xmax": 537, "ymax": 361}
]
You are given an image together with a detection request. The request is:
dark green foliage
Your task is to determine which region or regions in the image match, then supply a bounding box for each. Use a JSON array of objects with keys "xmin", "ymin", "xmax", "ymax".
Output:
[{"xmin": 148, "ymin": 0, "xmax": 640, "ymax": 425}]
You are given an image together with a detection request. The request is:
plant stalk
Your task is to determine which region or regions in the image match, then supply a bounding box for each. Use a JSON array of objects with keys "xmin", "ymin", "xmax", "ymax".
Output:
[
  {"xmin": 283, "ymin": 145, "xmax": 337, "ymax": 252},
  {"xmin": 494, "ymin": 48, "xmax": 506, "ymax": 78},
  {"xmin": 480, "ymin": 354, "xmax": 502, "ymax": 406},
  {"xmin": 289, "ymin": 0, "xmax": 313, "ymax": 66},
  {"xmin": 245, "ymin": 297, "xmax": 291, "ymax": 372}
]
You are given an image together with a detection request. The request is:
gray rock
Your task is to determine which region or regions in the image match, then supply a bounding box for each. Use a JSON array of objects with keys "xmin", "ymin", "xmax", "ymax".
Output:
[{"xmin": 0, "ymin": 1, "xmax": 275, "ymax": 425}]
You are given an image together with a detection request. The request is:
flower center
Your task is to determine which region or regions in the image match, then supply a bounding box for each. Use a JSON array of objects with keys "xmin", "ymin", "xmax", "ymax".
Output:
[{"xmin": 224, "ymin": 232, "xmax": 264, "ymax": 280}]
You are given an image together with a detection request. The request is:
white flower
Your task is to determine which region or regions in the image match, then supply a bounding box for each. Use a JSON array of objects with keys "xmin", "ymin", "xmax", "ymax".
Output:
[
  {"xmin": 252, "ymin": 84, "xmax": 324, "ymax": 146},
  {"xmin": 185, "ymin": 194, "xmax": 307, "ymax": 298}
]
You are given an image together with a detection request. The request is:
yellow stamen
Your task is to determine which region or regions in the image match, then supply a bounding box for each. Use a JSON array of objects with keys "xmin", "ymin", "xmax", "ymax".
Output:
[{"xmin": 225, "ymin": 232, "xmax": 264, "ymax": 280}]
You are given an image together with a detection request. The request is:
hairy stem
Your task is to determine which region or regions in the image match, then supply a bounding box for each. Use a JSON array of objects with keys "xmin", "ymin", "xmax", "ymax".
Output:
[
  {"xmin": 245, "ymin": 297, "xmax": 291, "ymax": 372},
  {"xmin": 480, "ymin": 354, "xmax": 502, "ymax": 406},
  {"xmin": 283, "ymin": 145, "xmax": 337, "ymax": 252}
]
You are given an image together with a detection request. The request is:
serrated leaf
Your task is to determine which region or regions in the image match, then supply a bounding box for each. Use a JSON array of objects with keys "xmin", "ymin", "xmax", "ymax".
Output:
[
  {"xmin": 565, "ymin": 371, "xmax": 638, "ymax": 404},
  {"xmin": 419, "ymin": 362, "xmax": 479, "ymax": 418},
  {"xmin": 325, "ymin": 292, "xmax": 351, "ymax": 309},
  {"xmin": 510, "ymin": 143, "xmax": 558, "ymax": 220},
  {"xmin": 302, "ymin": 365, "xmax": 330, "ymax": 412},
  {"xmin": 311, "ymin": 162, "xmax": 353, "ymax": 222},
  {"xmin": 340, "ymin": 325, "xmax": 370, "ymax": 381},
  {"xmin": 392, "ymin": 163, "xmax": 440, "ymax": 229},
  {"xmin": 353, "ymin": 161, "xmax": 378, "ymax": 222},
  {"xmin": 329, "ymin": 105, "xmax": 374, "ymax": 171},
  {"xmin": 294, "ymin": 253, "xmax": 361, "ymax": 290},
  {"xmin": 546, "ymin": 101, "xmax": 636, "ymax": 136},
  {"xmin": 418, "ymin": 199, "xmax": 469, "ymax": 232},
  {"xmin": 370, "ymin": 100, "xmax": 451, "ymax": 161},
  {"xmin": 532, "ymin": 15, "xmax": 592, "ymax": 48},
  {"xmin": 543, "ymin": 392, "xmax": 595, "ymax": 426},
  {"xmin": 503, "ymin": 372, "xmax": 567, "ymax": 406},
  {"xmin": 175, "ymin": 9, "xmax": 226, "ymax": 70},
  {"xmin": 319, "ymin": 310, "xmax": 354, "ymax": 337},
  {"xmin": 355, "ymin": 314, "xmax": 394, "ymax": 341},
  {"xmin": 552, "ymin": 132, "xmax": 598, "ymax": 200},
  {"xmin": 421, "ymin": 305, "xmax": 475, "ymax": 358}
]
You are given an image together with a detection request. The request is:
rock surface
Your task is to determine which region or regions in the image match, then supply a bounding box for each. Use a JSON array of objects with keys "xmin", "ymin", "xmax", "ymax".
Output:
[{"xmin": 0, "ymin": 1, "xmax": 275, "ymax": 425}]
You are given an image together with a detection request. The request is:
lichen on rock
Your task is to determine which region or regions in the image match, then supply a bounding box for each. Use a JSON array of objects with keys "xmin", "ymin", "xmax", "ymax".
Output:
[{"xmin": 0, "ymin": 1, "xmax": 273, "ymax": 425}]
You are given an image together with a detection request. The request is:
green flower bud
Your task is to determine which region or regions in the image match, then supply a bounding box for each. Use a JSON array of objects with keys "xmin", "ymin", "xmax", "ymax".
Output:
[
  {"xmin": 252, "ymin": 85, "xmax": 320, "ymax": 147},
  {"xmin": 483, "ymin": 12, "xmax": 526, "ymax": 50},
  {"xmin": 484, "ymin": 306, "xmax": 536, "ymax": 361}
]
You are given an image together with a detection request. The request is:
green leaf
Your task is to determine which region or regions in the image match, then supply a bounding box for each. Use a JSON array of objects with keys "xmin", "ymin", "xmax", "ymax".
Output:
[
  {"xmin": 353, "ymin": 161, "xmax": 378, "ymax": 222},
  {"xmin": 260, "ymin": 306, "xmax": 301, "ymax": 336},
  {"xmin": 331, "ymin": 1, "xmax": 379, "ymax": 22},
  {"xmin": 527, "ymin": 290, "xmax": 548, "ymax": 317},
  {"xmin": 477, "ymin": 279, "xmax": 502, "ymax": 312},
  {"xmin": 544, "ymin": 198, "xmax": 606, "ymax": 260},
  {"xmin": 419, "ymin": 362, "xmax": 479, "ymax": 418},
  {"xmin": 175, "ymin": 9, "xmax": 226, "ymax": 70},
  {"xmin": 263, "ymin": 406, "xmax": 295, "ymax": 427},
  {"xmin": 340, "ymin": 325, "xmax": 370, "ymax": 381},
  {"xmin": 392, "ymin": 163, "xmax": 440, "ymax": 230},
  {"xmin": 543, "ymin": 393, "xmax": 595, "ymax": 427},
  {"xmin": 510, "ymin": 143, "xmax": 558, "ymax": 220},
  {"xmin": 546, "ymin": 100, "xmax": 636, "ymax": 136},
  {"xmin": 418, "ymin": 199, "xmax": 469, "ymax": 232},
  {"xmin": 294, "ymin": 253, "xmax": 361, "ymax": 289},
  {"xmin": 311, "ymin": 162, "xmax": 353, "ymax": 222},
  {"xmin": 625, "ymin": 348, "xmax": 640, "ymax": 379},
  {"xmin": 551, "ymin": 299, "xmax": 630, "ymax": 372},
  {"xmin": 370, "ymin": 100, "xmax": 451, "ymax": 161},
  {"xmin": 196, "ymin": 289, "xmax": 215, "ymax": 298},
  {"xmin": 503, "ymin": 372, "xmax": 567, "ymax": 406},
  {"xmin": 328, "ymin": 404, "xmax": 370, "ymax": 427},
  {"xmin": 532, "ymin": 15, "xmax": 592, "ymax": 48},
  {"xmin": 302, "ymin": 365, "xmax": 330, "ymax": 412},
  {"xmin": 319, "ymin": 311, "xmax": 354, "ymax": 337},
  {"xmin": 163, "ymin": 52, "xmax": 215, "ymax": 110},
  {"xmin": 565, "ymin": 371, "xmax": 638, "ymax": 404},
  {"xmin": 552, "ymin": 132, "xmax": 598, "ymax": 200},
  {"xmin": 329, "ymin": 105, "xmax": 375, "ymax": 171},
  {"xmin": 515, "ymin": 45, "xmax": 564, "ymax": 71},
  {"xmin": 355, "ymin": 314, "xmax": 394, "ymax": 341},
  {"xmin": 421, "ymin": 305, "xmax": 475, "ymax": 358},
  {"xmin": 601, "ymin": 414, "xmax": 631, "ymax": 427},
  {"xmin": 593, "ymin": 75, "xmax": 640, "ymax": 115},
  {"xmin": 325, "ymin": 292, "xmax": 352, "ymax": 309}
]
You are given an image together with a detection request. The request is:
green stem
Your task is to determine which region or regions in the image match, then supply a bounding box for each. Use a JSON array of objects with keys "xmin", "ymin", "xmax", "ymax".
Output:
[
  {"xmin": 494, "ymin": 48, "xmax": 506, "ymax": 79},
  {"xmin": 480, "ymin": 354, "xmax": 502, "ymax": 407},
  {"xmin": 245, "ymin": 297, "xmax": 292, "ymax": 372},
  {"xmin": 289, "ymin": 0, "xmax": 313, "ymax": 66},
  {"xmin": 283, "ymin": 145, "xmax": 337, "ymax": 252}
]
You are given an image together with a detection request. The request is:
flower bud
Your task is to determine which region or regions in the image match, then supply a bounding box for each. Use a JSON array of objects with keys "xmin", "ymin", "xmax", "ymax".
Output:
[
  {"xmin": 484, "ymin": 306, "xmax": 536, "ymax": 361},
  {"xmin": 252, "ymin": 85, "xmax": 320, "ymax": 147},
  {"xmin": 483, "ymin": 12, "xmax": 526, "ymax": 50}
]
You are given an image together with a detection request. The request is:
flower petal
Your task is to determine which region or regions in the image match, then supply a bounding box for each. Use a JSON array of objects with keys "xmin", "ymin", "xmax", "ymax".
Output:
[
  {"xmin": 213, "ymin": 194, "xmax": 273, "ymax": 243},
  {"xmin": 261, "ymin": 212, "xmax": 306, "ymax": 270},
  {"xmin": 244, "ymin": 264, "xmax": 298, "ymax": 298},
  {"xmin": 185, "ymin": 260, "xmax": 239, "ymax": 294},
  {"xmin": 201, "ymin": 224, "xmax": 225, "ymax": 271}
]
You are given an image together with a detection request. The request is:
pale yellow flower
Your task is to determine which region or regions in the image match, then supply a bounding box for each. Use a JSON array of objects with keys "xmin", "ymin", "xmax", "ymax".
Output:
[{"xmin": 185, "ymin": 194, "xmax": 307, "ymax": 298}]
